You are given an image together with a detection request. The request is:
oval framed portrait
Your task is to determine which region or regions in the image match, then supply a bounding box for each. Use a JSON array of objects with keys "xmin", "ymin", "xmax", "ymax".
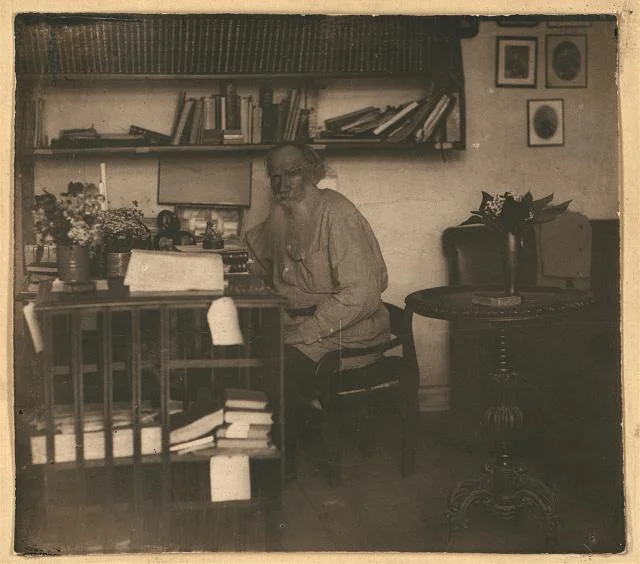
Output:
[
  {"xmin": 546, "ymin": 34, "xmax": 588, "ymax": 88},
  {"xmin": 527, "ymin": 99, "xmax": 564, "ymax": 147}
]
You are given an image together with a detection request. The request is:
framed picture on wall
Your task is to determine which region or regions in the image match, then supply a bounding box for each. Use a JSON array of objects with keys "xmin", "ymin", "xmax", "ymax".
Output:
[
  {"xmin": 547, "ymin": 16, "xmax": 592, "ymax": 28},
  {"xmin": 527, "ymin": 99, "xmax": 564, "ymax": 147},
  {"xmin": 546, "ymin": 34, "xmax": 588, "ymax": 88},
  {"xmin": 495, "ymin": 36, "xmax": 538, "ymax": 87}
]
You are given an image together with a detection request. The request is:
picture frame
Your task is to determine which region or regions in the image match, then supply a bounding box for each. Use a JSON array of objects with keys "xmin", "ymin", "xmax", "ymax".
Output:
[
  {"xmin": 495, "ymin": 36, "xmax": 538, "ymax": 87},
  {"xmin": 546, "ymin": 34, "xmax": 588, "ymax": 88},
  {"xmin": 496, "ymin": 16, "xmax": 540, "ymax": 27},
  {"xmin": 547, "ymin": 16, "xmax": 593, "ymax": 28},
  {"xmin": 527, "ymin": 99, "xmax": 564, "ymax": 147}
]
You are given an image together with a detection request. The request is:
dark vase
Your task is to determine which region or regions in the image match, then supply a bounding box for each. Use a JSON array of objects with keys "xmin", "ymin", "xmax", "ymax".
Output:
[
  {"xmin": 503, "ymin": 231, "xmax": 521, "ymax": 296},
  {"xmin": 57, "ymin": 244, "xmax": 91, "ymax": 284},
  {"xmin": 106, "ymin": 251, "xmax": 131, "ymax": 278}
]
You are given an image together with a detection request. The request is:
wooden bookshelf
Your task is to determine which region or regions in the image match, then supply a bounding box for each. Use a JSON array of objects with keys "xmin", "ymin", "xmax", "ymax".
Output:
[{"xmin": 28, "ymin": 141, "xmax": 454, "ymax": 158}]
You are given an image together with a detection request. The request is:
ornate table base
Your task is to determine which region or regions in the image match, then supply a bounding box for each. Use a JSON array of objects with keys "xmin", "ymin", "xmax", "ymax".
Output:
[
  {"xmin": 446, "ymin": 327, "xmax": 557, "ymax": 550},
  {"xmin": 447, "ymin": 456, "xmax": 557, "ymax": 550}
]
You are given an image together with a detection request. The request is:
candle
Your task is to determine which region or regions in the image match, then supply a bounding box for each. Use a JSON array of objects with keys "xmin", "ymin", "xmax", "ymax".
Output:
[{"xmin": 99, "ymin": 162, "xmax": 108, "ymax": 208}]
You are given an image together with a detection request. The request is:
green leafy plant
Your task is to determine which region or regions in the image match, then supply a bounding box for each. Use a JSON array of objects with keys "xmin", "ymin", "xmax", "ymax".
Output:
[
  {"xmin": 32, "ymin": 182, "xmax": 104, "ymax": 247},
  {"xmin": 468, "ymin": 191, "xmax": 571, "ymax": 233}
]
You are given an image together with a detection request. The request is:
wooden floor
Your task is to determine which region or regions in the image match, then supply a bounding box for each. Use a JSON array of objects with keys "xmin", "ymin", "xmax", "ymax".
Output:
[
  {"xmin": 16, "ymin": 409, "xmax": 625, "ymax": 555},
  {"xmin": 278, "ymin": 414, "xmax": 625, "ymax": 554}
]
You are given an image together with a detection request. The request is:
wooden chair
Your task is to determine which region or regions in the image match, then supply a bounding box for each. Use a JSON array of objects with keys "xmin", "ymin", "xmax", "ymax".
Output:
[{"xmin": 314, "ymin": 302, "xmax": 420, "ymax": 486}]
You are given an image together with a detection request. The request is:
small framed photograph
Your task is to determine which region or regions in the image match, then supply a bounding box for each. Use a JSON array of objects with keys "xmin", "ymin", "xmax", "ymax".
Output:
[
  {"xmin": 528, "ymin": 99, "xmax": 564, "ymax": 147},
  {"xmin": 546, "ymin": 34, "xmax": 588, "ymax": 88},
  {"xmin": 496, "ymin": 36, "xmax": 538, "ymax": 87}
]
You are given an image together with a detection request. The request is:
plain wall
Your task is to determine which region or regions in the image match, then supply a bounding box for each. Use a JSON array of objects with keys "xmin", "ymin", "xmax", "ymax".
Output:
[{"xmin": 30, "ymin": 19, "xmax": 619, "ymax": 410}]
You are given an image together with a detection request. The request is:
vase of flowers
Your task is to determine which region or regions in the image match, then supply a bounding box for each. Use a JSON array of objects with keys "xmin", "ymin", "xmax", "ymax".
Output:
[
  {"xmin": 97, "ymin": 202, "xmax": 150, "ymax": 278},
  {"xmin": 32, "ymin": 182, "xmax": 104, "ymax": 284},
  {"xmin": 469, "ymin": 191, "xmax": 570, "ymax": 302}
]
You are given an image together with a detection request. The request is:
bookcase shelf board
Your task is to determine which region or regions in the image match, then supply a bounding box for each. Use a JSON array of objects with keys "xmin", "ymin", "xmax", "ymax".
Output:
[{"xmin": 29, "ymin": 142, "xmax": 456, "ymax": 158}]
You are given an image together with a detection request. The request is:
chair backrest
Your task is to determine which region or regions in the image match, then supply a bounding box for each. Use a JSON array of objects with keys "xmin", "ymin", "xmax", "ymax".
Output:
[
  {"xmin": 384, "ymin": 302, "xmax": 405, "ymax": 337},
  {"xmin": 442, "ymin": 224, "xmax": 538, "ymax": 287}
]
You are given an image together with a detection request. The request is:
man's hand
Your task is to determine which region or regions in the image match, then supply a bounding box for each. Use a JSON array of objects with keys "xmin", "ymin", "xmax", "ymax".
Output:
[
  {"xmin": 282, "ymin": 310, "xmax": 306, "ymax": 327},
  {"xmin": 283, "ymin": 323, "xmax": 305, "ymax": 345}
]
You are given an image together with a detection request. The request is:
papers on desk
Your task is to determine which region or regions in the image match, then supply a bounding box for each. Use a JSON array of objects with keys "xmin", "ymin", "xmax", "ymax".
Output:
[{"xmin": 124, "ymin": 249, "xmax": 224, "ymax": 293}]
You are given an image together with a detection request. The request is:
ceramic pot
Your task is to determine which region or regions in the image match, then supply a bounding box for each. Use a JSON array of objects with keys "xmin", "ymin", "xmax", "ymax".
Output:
[{"xmin": 57, "ymin": 244, "xmax": 91, "ymax": 284}]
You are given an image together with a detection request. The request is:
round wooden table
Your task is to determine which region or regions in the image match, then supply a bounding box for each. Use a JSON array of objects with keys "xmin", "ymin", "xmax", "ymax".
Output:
[{"xmin": 405, "ymin": 286, "xmax": 592, "ymax": 550}]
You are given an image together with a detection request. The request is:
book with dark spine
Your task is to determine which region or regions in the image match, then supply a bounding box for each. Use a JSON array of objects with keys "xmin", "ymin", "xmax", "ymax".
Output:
[
  {"xmin": 267, "ymin": 17, "xmax": 281, "ymax": 73},
  {"xmin": 325, "ymin": 106, "xmax": 377, "ymax": 131},
  {"xmin": 142, "ymin": 17, "xmax": 151, "ymax": 74},
  {"xmin": 338, "ymin": 109, "xmax": 382, "ymax": 133},
  {"xmin": 129, "ymin": 125, "xmax": 171, "ymax": 145},
  {"xmin": 444, "ymin": 92, "xmax": 461, "ymax": 144},
  {"xmin": 135, "ymin": 19, "xmax": 143, "ymax": 73},
  {"xmin": 222, "ymin": 16, "xmax": 232, "ymax": 74},
  {"xmin": 125, "ymin": 20, "xmax": 134, "ymax": 74},
  {"xmin": 214, "ymin": 17, "xmax": 225, "ymax": 73},
  {"xmin": 151, "ymin": 16, "xmax": 167, "ymax": 74},
  {"xmin": 170, "ymin": 90, "xmax": 186, "ymax": 141},
  {"xmin": 168, "ymin": 17, "xmax": 176, "ymax": 74},
  {"xmin": 373, "ymin": 101, "xmax": 419, "ymax": 136},
  {"xmin": 171, "ymin": 98, "xmax": 195, "ymax": 145},
  {"xmin": 284, "ymin": 88, "xmax": 299, "ymax": 141},
  {"xmin": 385, "ymin": 96, "xmax": 442, "ymax": 143},
  {"xmin": 188, "ymin": 98, "xmax": 205, "ymax": 145},
  {"xmin": 259, "ymin": 83, "xmax": 275, "ymax": 143},
  {"xmin": 281, "ymin": 17, "xmax": 293, "ymax": 73},
  {"xmin": 253, "ymin": 17, "xmax": 265, "ymax": 73},
  {"xmin": 296, "ymin": 108, "xmax": 311, "ymax": 142}
]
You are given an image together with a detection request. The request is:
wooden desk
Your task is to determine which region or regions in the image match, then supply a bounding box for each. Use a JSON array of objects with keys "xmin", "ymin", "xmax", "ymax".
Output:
[
  {"xmin": 25, "ymin": 280, "xmax": 286, "ymax": 553},
  {"xmin": 405, "ymin": 285, "xmax": 592, "ymax": 551}
]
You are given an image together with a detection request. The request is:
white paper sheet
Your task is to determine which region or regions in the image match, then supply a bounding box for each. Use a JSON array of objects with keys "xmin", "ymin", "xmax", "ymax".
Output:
[
  {"xmin": 23, "ymin": 301, "xmax": 43, "ymax": 353},
  {"xmin": 207, "ymin": 297, "xmax": 244, "ymax": 346},
  {"xmin": 210, "ymin": 455, "xmax": 251, "ymax": 502},
  {"xmin": 124, "ymin": 249, "xmax": 224, "ymax": 293}
]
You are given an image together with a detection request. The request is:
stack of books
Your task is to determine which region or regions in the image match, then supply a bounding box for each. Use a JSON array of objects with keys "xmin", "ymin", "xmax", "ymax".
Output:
[
  {"xmin": 169, "ymin": 388, "xmax": 274, "ymax": 456},
  {"xmin": 50, "ymin": 128, "xmax": 148, "ymax": 149},
  {"xmin": 215, "ymin": 389, "xmax": 274, "ymax": 452},
  {"xmin": 316, "ymin": 89, "xmax": 458, "ymax": 145}
]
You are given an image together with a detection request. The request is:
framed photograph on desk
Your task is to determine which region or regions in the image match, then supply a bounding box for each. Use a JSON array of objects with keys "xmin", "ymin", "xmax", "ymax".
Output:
[{"xmin": 496, "ymin": 36, "xmax": 538, "ymax": 87}]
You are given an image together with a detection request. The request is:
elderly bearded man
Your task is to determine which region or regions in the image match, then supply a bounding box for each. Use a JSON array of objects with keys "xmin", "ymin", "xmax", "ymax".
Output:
[{"xmin": 245, "ymin": 143, "xmax": 389, "ymax": 477}]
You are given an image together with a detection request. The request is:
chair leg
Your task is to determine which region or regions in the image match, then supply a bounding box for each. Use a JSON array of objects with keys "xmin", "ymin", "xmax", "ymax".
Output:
[
  {"xmin": 400, "ymin": 382, "xmax": 419, "ymax": 476},
  {"xmin": 356, "ymin": 400, "xmax": 377, "ymax": 457},
  {"xmin": 322, "ymin": 406, "xmax": 342, "ymax": 487}
]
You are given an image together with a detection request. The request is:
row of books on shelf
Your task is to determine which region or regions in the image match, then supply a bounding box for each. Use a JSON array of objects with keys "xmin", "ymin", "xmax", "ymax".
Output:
[
  {"xmin": 19, "ymin": 15, "xmax": 432, "ymax": 76},
  {"xmin": 35, "ymin": 90, "xmax": 460, "ymax": 151},
  {"xmin": 169, "ymin": 83, "xmax": 313, "ymax": 146},
  {"xmin": 318, "ymin": 90, "xmax": 461, "ymax": 145},
  {"xmin": 29, "ymin": 388, "xmax": 275, "ymax": 465}
]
